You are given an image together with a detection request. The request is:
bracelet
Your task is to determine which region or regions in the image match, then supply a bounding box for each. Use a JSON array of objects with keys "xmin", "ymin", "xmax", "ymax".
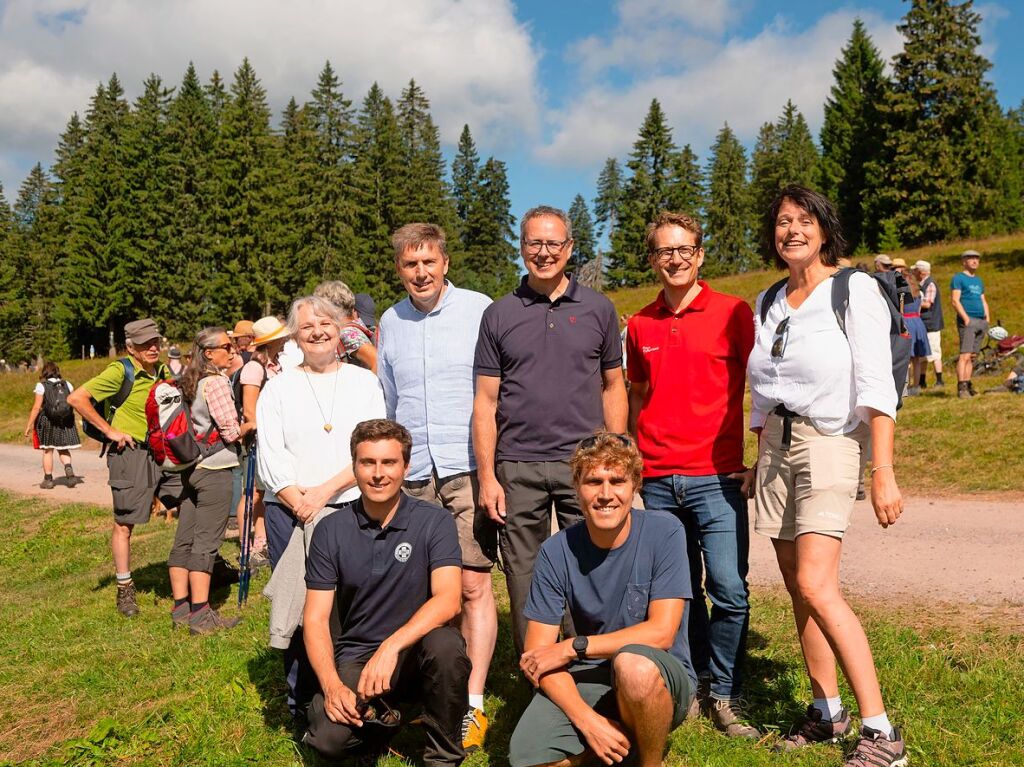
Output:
[{"xmin": 869, "ymin": 464, "xmax": 893, "ymax": 475}]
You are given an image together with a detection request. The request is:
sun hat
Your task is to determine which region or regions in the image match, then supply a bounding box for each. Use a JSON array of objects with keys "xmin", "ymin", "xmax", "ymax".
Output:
[
  {"xmin": 961, "ymin": 249, "xmax": 981, "ymax": 259},
  {"xmin": 874, "ymin": 254, "xmax": 893, "ymax": 266},
  {"xmin": 232, "ymin": 320, "xmax": 255, "ymax": 338},
  {"xmin": 891, "ymin": 257, "xmax": 908, "ymax": 268},
  {"xmin": 912, "ymin": 260, "xmax": 931, "ymax": 272},
  {"xmin": 124, "ymin": 318, "xmax": 162, "ymax": 345},
  {"xmin": 251, "ymin": 316, "xmax": 289, "ymax": 347},
  {"xmin": 167, "ymin": 345, "xmax": 181, "ymax": 360}
]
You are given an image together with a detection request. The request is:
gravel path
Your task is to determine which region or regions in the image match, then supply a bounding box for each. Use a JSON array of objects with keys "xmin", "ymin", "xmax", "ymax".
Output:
[{"xmin": 1, "ymin": 443, "xmax": 1021, "ymax": 606}]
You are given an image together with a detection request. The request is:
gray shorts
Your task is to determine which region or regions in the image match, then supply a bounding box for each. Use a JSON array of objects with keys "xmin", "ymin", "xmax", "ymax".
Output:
[
  {"xmin": 508, "ymin": 645, "xmax": 693, "ymax": 767},
  {"xmin": 957, "ymin": 318, "xmax": 988, "ymax": 354},
  {"xmin": 107, "ymin": 446, "xmax": 186, "ymax": 526}
]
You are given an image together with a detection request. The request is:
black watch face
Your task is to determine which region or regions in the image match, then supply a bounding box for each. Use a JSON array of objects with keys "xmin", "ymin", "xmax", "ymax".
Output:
[{"xmin": 573, "ymin": 636, "xmax": 587, "ymax": 654}]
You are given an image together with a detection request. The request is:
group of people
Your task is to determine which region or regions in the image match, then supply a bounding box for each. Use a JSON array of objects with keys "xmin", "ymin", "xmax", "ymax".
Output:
[{"xmin": 44, "ymin": 186, "xmax": 917, "ymax": 767}]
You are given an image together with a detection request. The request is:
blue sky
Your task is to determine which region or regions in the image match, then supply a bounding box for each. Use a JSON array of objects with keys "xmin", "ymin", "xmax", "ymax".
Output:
[{"xmin": 0, "ymin": 0, "xmax": 1020, "ymax": 234}]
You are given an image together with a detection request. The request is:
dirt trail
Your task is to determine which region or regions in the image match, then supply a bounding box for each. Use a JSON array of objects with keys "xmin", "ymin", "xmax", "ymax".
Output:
[{"xmin": 1, "ymin": 443, "xmax": 1021, "ymax": 607}]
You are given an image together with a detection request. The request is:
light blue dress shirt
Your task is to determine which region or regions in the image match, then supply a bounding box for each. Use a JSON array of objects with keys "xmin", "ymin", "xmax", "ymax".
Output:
[{"xmin": 377, "ymin": 282, "xmax": 491, "ymax": 481}]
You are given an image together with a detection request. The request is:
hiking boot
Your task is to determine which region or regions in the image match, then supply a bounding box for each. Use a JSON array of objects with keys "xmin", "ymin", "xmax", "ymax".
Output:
[
  {"xmin": 904, "ymin": 386, "xmax": 920, "ymax": 397},
  {"xmin": 687, "ymin": 675, "xmax": 710, "ymax": 719},
  {"xmin": 189, "ymin": 605, "xmax": 241, "ymax": 635},
  {"xmin": 116, "ymin": 582, "xmax": 139, "ymax": 618},
  {"xmin": 774, "ymin": 705, "xmax": 852, "ymax": 751},
  {"xmin": 957, "ymin": 383, "xmax": 972, "ymax": 399},
  {"xmin": 171, "ymin": 602, "xmax": 191, "ymax": 630},
  {"xmin": 968, "ymin": 381, "xmax": 978, "ymax": 397},
  {"xmin": 248, "ymin": 546, "xmax": 270, "ymax": 571},
  {"xmin": 709, "ymin": 697, "xmax": 760, "ymax": 739},
  {"xmin": 462, "ymin": 707, "xmax": 488, "ymax": 752},
  {"xmin": 39, "ymin": 476, "xmax": 55, "ymax": 489},
  {"xmin": 843, "ymin": 726, "xmax": 908, "ymax": 767}
]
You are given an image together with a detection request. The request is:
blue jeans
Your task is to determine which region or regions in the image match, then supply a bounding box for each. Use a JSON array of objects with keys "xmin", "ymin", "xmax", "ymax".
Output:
[{"xmin": 640, "ymin": 474, "xmax": 750, "ymax": 699}]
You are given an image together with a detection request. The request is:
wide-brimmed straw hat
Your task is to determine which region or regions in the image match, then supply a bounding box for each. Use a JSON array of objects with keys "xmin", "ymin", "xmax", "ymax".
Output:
[{"xmin": 251, "ymin": 316, "xmax": 289, "ymax": 347}]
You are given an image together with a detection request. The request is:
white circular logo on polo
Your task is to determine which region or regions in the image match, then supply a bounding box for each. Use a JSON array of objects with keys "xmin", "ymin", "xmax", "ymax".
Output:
[{"xmin": 394, "ymin": 542, "xmax": 413, "ymax": 562}]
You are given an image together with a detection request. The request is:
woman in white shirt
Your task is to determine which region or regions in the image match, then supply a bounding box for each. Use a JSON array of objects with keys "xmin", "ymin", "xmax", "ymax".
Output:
[
  {"xmin": 24, "ymin": 360, "xmax": 81, "ymax": 488},
  {"xmin": 747, "ymin": 186, "xmax": 907, "ymax": 763}
]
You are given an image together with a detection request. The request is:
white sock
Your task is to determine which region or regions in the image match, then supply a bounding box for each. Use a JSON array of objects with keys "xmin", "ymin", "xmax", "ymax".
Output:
[
  {"xmin": 812, "ymin": 696, "xmax": 843, "ymax": 721},
  {"xmin": 468, "ymin": 693, "xmax": 484, "ymax": 711},
  {"xmin": 861, "ymin": 712, "xmax": 895, "ymax": 739},
  {"xmin": 116, "ymin": 571, "xmax": 132, "ymax": 584}
]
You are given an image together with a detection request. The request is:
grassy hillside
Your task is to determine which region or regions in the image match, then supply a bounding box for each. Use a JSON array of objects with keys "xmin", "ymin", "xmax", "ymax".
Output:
[{"xmin": 609, "ymin": 233, "xmax": 1024, "ymax": 495}]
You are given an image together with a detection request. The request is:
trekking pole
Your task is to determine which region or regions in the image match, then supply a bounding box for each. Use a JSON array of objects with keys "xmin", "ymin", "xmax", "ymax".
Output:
[{"xmin": 238, "ymin": 438, "xmax": 257, "ymax": 606}]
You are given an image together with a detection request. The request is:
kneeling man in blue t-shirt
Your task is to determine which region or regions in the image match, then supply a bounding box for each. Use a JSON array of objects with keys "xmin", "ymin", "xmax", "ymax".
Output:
[
  {"xmin": 510, "ymin": 432, "xmax": 695, "ymax": 767},
  {"xmin": 302, "ymin": 419, "xmax": 470, "ymax": 766}
]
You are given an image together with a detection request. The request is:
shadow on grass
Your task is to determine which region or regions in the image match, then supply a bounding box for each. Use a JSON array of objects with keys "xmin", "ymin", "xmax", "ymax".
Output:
[{"xmin": 93, "ymin": 556, "xmax": 239, "ymax": 609}]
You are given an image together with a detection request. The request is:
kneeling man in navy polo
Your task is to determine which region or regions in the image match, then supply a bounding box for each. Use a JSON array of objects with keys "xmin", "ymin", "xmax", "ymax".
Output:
[
  {"xmin": 510, "ymin": 432, "xmax": 695, "ymax": 767},
  {"xmin": 302, "ymin": 419, "xmax": 471, "ymax": 766}
]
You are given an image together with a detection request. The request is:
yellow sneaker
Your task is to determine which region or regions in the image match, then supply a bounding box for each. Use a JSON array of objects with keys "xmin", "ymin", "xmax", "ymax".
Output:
[{"xmin": 461, "ymin": 707, "xmax": 488, "ymax": 752}]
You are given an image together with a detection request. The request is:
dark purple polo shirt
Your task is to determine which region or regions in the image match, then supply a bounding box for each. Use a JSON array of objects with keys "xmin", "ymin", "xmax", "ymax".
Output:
[{"xmin": 474, "ymin": 273, "xmax": 622, "ymax": 462}]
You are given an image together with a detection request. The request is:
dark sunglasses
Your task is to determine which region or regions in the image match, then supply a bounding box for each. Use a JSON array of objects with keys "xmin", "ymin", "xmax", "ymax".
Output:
[
  {"xmin": 357, "ymin": 697, "xmax": 401, "ymax": 729},
  {"xmin": 204, "ymin": 343, "xmax": 234, "ymax": 353},
  {"xmin": 771, "ymin": 317, "xmax": 790, "ymax": 359},
  {"xmin": 578, "ymin": 433, "xmax": 632, "ymax": 451}
]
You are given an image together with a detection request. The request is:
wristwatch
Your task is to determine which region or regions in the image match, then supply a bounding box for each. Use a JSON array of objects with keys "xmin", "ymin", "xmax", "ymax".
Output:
[{"xmin": 572, "ymin": 635, "xmax": 589, "ymax": 661}]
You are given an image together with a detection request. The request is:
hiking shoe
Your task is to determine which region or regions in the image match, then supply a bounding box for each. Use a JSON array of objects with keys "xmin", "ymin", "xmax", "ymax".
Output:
[
  {"xmin": 709, "ymin": 697, "xmax": 760, "ymax": 739},
  {"xmin": 116, "ymin": 582, "xmax": 139, "ymax": 618},
  {"xmin": 461, "ymin": 707, "xmax": 488, "ymax": 752},
  {"xmin": 248, "ymin": 546, "xmax": 270, "ymax": 571},
  {"xmin": 40, "ymin": 477, "xmax": 55, "ymax": 489},
  {"xmin": 171, "ymin": 602, "xmax": 191, "ymax": 630},
  {"xmin": 904, "ymin": 386, "xmax": 920, "ymax": 397},
  {"xmin": 774, "ymin": 705, "xmax": 852, "ymax": 751},
  {"xmin": 957, "ymin": 385, "xmax": 972, "ymax": 399},
  {"xmin": 968, "ymin": 381, "xmax": 978, "ymax": 397},
  {"xmin": 843, "ymin": 726, "xmax": 908, "ymax": 767},
  {"xmin": 687, "ymin": 675, "xmax": 710, "ymax": 719},
  {"xmin": 189, "ymin": 605, "xmax": 241, "ymax": 635}
]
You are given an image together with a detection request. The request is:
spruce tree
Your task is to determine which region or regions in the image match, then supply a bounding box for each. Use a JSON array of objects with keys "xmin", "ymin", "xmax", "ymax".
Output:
[
  {"xmin": 395, "ymin": 80, "xmax": 458, "ymax": 233},
  {"xmin": 568, "ymin": 194, "xmax": 597, "ymax": 269},
  {"xmin": 593, "ymin": 157, "xmax": 623, "ymax": 240},
  {"xmin": 704, "ymin": 123, "xmax": 754, "ymax": 275},
  {"xmin": 461, "ymin": 157, "xmax": 518, "ymax": 297},
  {"xmin": 749, "ymin": 101, "xmax": 819, "ymax": 230},
  {"xmin": 666, "ymin": 144, "xmax": 705, "ymax": 216},
  {"xmin": 0, "ymin": 183, "xmax": 18, "ymax": 359},
  {"xmin": 452, "ymin": 125, "xmax": 480, "ymax": 226}
]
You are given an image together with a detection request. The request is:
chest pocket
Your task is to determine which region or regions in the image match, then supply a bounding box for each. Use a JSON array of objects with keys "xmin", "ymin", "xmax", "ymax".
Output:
[{"xmin": 626, "ymin": 581, "xmax": 651, "ymax": 620}]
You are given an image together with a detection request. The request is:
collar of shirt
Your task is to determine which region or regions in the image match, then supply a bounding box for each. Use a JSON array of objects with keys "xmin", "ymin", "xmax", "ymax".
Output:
[
  {"xmin": 354, "ymin": 494, "xmax": 412, "ymax": 531},
  {"xmin": 654, "ymin": 281, "xmax": 711, "ymax": 316},
  {"xmin": 410, "ymin": 280, "xmax": 456, "ymax": 317},
  {"xmin": 515, "ymin": 272, "xmax": 581, "ymax": 306}
]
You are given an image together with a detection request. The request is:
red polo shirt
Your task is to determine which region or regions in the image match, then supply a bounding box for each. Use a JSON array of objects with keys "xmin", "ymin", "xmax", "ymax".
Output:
[{"xmin": 627, "ymin": 282, "xmax": 754, "ymax": 477}]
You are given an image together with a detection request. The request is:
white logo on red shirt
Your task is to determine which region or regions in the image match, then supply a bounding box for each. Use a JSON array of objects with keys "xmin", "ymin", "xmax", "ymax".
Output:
[{"xmin": 642, "ymin": 345, "xmax": 660, "ymax": 354}]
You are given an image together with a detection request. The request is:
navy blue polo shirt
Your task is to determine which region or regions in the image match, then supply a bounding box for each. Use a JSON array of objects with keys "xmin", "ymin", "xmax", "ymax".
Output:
[
  {"xmin": 305, "ymin": 494, "xmax": 462, "ymax": 663},
  {"xmin": 474, "ymin": 273, "xmax": 622, "ymax": 461}
]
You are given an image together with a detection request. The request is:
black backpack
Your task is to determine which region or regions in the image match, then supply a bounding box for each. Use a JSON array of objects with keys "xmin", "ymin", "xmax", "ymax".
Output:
[
  {"xmin": 42, "ymin": 379, "xmax": 73, "ymax": 423},
  {"xmin": 759, "ymin": 268, "xmax": 913, "ymax": 410},
  {"xmin": 82, "ymin": 358, "xmax": 135, "ymax": 443}
]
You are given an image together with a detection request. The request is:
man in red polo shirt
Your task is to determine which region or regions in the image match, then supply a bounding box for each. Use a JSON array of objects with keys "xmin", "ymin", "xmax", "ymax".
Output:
[{"xmin": 626, "ymin": 211, "xmax": 758, "ymax": 739}]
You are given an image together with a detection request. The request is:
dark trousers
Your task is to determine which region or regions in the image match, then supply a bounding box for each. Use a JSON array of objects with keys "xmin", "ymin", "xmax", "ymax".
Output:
[
  {"xmin": 304, "ymin": 626, "xmax": 471, "ymax": 767},
  {"xmin": 167, "ymin": 467, "xmax": 234, "ymax": 573},
  {"xmin": 497, "ymin": 460, "xmax": 583, "ymax": 656}
]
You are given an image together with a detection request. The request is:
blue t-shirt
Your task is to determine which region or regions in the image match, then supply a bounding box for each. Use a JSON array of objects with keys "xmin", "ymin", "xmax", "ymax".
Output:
[
  {"xmin": 305, "ymin": 495, "xmax": 462, "ymax": 662},
  {"xmin": 524, "ymin": 509, "xmax": 695, "ymax": 685},
  {"xmin": 951, "ymin": 272, "xmax": 985, "ymax": 319}
]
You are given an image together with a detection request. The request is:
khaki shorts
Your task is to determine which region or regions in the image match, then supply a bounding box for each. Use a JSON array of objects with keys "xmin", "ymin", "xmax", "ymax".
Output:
[
  {"xmin": 754, "ymin": 415, "xmax": 868, "ymax": 541},
  {"xmin": 403, "ymin": 470, "xmax": 495, "ymax": 569},
  {"xmin": 107, "ymin": 445, "xmax": 186, "ymax": 526},
  {"xmin": 925, "ymin": 330, "xmax": 942, "ymax": 362},
  {"xmin": 957, "ymin": 318, "xmax": 988, "ymax": 354}
]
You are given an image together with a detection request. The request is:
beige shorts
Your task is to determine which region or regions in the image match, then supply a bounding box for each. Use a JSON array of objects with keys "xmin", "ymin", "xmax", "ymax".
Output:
[
  {"xmin": 925, "ymin": 331, "xmax": 942, "ymax": 362},
  {"xmin": 403, "ymin": 470, "xmax": 495, "ymax": 569},
  {"xmin": 754, "ymin": 415, "xmax": 869, "ymax": 541}
]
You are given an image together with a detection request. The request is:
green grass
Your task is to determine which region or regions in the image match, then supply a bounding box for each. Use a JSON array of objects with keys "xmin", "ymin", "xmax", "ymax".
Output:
[
  {"xmin": 610, "ymin": 233, "xmax": 1024, "ymax": 497},
  {"xmin": 1, "ymin": 492, "xmax": 1022, "ymax": 766}
]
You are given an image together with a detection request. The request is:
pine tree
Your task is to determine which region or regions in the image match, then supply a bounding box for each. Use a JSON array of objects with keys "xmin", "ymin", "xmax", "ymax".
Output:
[
  {"xmin": 567, "ymin": 194, "xmax": 597, "ymax": 268},
  {"xmin": 704, "ymin": 123, "xmax": 754, "ymax": 275},
  {"xmin": 461, "ymin": 157, "xmax": 518, "ymax": 297},
  {"xmin": 820, "ymin": 19, "xmax": 889, "ymax": 253},
  {"xmin": 452, "ymin": 125, "xmax": 480, "ymax": 226},
  {"xmin": 749, "ymin": 101, "xmax": 819, "ymax": 230},
  {"xmin": 666, "ymin": 144, "xmax": 705, "ymax": 216},
  {"xmin": 593, "ymin": 158, "xmax": 623, "ymax": 240}
]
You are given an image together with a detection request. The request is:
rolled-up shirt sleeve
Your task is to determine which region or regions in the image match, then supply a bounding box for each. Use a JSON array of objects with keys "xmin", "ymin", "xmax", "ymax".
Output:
[
  {"xmin": 256, "ymin": 378, "xmax": 297, "ymax": 494},
  {"xmin": 846, "ymin": 274, "xmax": 898, "ymax": 422}
]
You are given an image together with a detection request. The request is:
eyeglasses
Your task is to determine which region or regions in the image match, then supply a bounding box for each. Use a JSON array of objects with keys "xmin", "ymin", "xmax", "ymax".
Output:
[
  {"xmin": 524, "ymin": 239, "xmax": 571, "ymax": 255},
  {"xmin": 771, "ymin": 317, "xmax": 790, "ymax": 359},
  {"xmin": 205, "ymin": 343, "xmax": 234, "ymax": 353},
  {"xmin": 578, "ymin": 433, "xmax": 632, "ymax": 450},
  {"xmin": 357, "ymin": 697, "xmax": 401, "ymax": 729},
  {"xmin": 652, "ymin": 245, "xmax": 700, "ymax": 263}
]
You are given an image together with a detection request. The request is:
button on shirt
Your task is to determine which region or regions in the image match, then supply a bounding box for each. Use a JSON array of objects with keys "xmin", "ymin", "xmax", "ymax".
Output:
[
  {"xmin": 626, "ymin": 283, "xmax": 753, "ymax": 477},
  {"xmin": 304, "ymin": 495, "xmax": 462, "ymax": 663},
  {"xmin": 378, "ymin": 282, "xmax": 491, "ymax": 481},
  {"xmin": 474, "ymin": 274, "xmax": 622, "ymax": 461},
  {"xmin": 748, "ymin": 272, "xmax": 896, "ymax": 435}
]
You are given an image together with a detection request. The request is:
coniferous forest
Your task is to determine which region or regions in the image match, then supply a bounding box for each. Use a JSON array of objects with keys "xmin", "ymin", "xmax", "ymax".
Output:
[{"xmin": 1, "ymin": 1, "xmax": 1022, "ymax": 360}]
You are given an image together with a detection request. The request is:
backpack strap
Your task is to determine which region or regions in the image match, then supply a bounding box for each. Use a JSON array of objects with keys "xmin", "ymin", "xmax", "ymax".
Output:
[
  {"xmin": 758, "ymin": 277, "xmax": 790, "ymax": 325},
  {"xmin": 110, "ymin": 357, "xmax": 136, "ymax": 410}
]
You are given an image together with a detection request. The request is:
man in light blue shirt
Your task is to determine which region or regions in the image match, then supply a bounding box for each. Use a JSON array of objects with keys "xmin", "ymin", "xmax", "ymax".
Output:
[{"xmin": 377, "ymin": 222, "xmax": 496, "ymax": 751}]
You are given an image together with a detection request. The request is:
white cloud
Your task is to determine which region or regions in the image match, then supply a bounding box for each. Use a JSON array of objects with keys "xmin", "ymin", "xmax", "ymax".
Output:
[
  {"xmin": 0, "ymin": 0, "xmax": 541, "ymax": 195},
  {"xmin": 539, "ymin": 8, "xmax": 903, "ymax": 167}
]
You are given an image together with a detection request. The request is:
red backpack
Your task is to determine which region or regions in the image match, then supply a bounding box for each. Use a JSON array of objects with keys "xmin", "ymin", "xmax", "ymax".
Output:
[{"xmin": 145, "ymin": 380, "xmax": 220, "ymax": 472}]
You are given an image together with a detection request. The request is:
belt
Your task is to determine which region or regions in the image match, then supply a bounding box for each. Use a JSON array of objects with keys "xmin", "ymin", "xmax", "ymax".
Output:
[
  {"xmin": 903, "ymin": 312, "xmax": 920, "ymax": 318},
  {"xmin": 772, "ymin": 405, "xmax": 802, "ymax": 452}
]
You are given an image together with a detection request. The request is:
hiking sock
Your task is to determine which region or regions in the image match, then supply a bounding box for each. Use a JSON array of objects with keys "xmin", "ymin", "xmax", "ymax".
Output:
[
  {"xmin": 253, "ymin": 536, "xmax": 267, "ymax": 551},
  {"xmin": 65, "ymin": 464, "xmax": 75, "ymax": 477},
  {"xmin": 935, "ymin": 373, "xmax": 944, "ymax": 385},
  {"xmin": 469, "ymin": 693, "xmax": 485, "ymax": 711},
  {"xmin": 174, "ymin": 597, "xmax": 189, "ymax": 610},
  {"xmin": 861, "ymin": 712, "xmax": 895, "ymax": 739},
  {"xmin": 813, "ymin": 696, "xmax": 844, "ymax": 722},
  {"xmin": 190, "ymin": 601, "xmax": 209, "ymax": 614},
  {"xmin": 116, "ymin": 572, "xmax": 133, "ymax": 586},
  {"xmin": 918, "ymin": 374, "xmax": 926, "ymax": 388},
  {"xmin": 43, "ymin": 473, "xmax": 53, "ymax": 481}
]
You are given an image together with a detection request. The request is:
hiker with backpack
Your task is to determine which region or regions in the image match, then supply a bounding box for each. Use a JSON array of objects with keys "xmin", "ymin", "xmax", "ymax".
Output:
[
  {"xmin": 313, "ymin": 280, "xmax": 378, "ymax": 374},
  {"xmin": 68, "ymin": 318, "xmax": 188, "ymax": 618},
  {"xmin": 24, "ymin": 360, "xmax": 81, "ymax": 489},
  {"xmin": 166, "ymin": 326, "xmax": 243, "ymax": 635},
  {"xmin": 747, "ymin": 186, "xmax": 908, "ymax": 766}
]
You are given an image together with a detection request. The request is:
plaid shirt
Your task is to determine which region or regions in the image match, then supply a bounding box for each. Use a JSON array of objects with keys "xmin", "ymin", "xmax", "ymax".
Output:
[{"xmin": 204, "ymin": 375, "xmax": 240, "ymax": 443}]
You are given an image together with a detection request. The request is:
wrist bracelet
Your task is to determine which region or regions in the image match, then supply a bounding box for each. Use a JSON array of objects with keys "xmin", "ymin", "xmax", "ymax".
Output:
[{"xmin": 870, "ymin": 464, "xmax": 893, "ymax": 475}]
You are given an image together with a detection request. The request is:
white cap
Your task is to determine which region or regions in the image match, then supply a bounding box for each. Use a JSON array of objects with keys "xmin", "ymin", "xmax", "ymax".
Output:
[{"xmin": 913, "ymin": 260, "xmax": 931, "ymax": 272}]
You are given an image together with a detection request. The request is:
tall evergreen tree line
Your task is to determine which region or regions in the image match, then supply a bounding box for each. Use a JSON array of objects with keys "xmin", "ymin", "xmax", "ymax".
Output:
[
  {"xmin": 0, "ymin": 60, "xmax": 518, "ymax": 360},
  {"xmin": 591, "ymin": 1, "xmax": 1024, "ymax": 287}
]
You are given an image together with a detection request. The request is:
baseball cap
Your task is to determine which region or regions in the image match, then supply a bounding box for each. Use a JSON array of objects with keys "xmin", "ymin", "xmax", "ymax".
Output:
[
  {"xmin": 874, "ymin": 254, "xmax": 893, "ymax": 266},
  {"xmin": 124, "ymin": 318, "xmax": 162, "ymax": 345}
]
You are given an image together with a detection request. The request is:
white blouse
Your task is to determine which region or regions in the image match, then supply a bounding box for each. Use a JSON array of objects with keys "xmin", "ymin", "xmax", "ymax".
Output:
[
  {"xmin": 256, "ymin": 364, "xmax": 386, "ymax": 505},
  {"xmin": 748, "ymin": 271, "xmax": 897, "ymax": 435}
]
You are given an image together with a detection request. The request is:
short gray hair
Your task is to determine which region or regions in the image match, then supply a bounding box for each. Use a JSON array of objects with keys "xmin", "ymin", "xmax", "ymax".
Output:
[
  {"xmin": 520, "ymin": 205, "xmax": 572, "ymax": 242},
  {"xmin": 313, "ymin": 281, "xmax": 356, "ymax": 316},
  {"xmin": 286, "ymin": 295, "xmax": 344, "ymax": 337}
]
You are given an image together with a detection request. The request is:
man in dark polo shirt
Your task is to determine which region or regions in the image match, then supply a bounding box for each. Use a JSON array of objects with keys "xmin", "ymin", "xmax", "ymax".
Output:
[
  {"xmin": 626, "ymin": 212, "xmax": 758, "ymax": 739},
  {"xmin": 473, "ymin": 204, "xmax": 628, "ymax": 655},
  {"xmin": 302, "ymin": 419, "xmax": 470, "ymax": 766}
]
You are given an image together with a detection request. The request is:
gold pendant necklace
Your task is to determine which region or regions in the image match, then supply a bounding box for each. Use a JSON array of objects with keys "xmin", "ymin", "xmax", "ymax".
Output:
[{"xmin": 302, "ymin": 362, "xmax": 339, "ymax": 433}]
